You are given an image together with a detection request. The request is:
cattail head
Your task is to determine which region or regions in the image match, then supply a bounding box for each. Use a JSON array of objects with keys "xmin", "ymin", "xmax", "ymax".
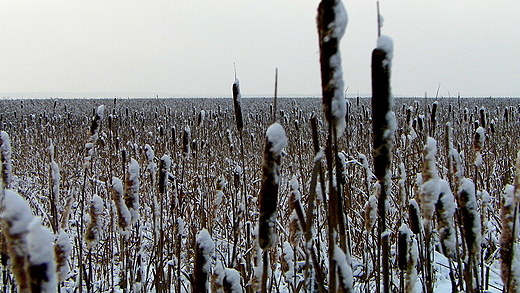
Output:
[
  {"xmin": 232, "ymin": 79, "xmax": 244, "ymax": 131},
  {"xmin": 27, "ymin": 217, "xmax": 57, "ymax": 292},
  {"xmin": 124, "ymin": 158, "xmax": 140, "ymax": 224},
  {"xmin": 182, "ymin": 125, "xmax": 191, "ymax": 156},
  {"xmin": 317, "ymin": 0, "xmax": 348, "ymax": 136},
  {"xmin": 0, "ymin": 131, "xmax": 13, "ymax": 189},
  {"xmin": 55, "ymin": 229, "xmax": 72, "ymax": 283},
  {"xmin": 112, "ymin": 177, "xmax": 131, "ymax": 234},
  {"xmin": 158, "ymin": 155, "xmax": 171, "ymax": 194},
  {"xmin": 84, "ymin": 195, "xmax": 104, "ymax": 248},
  {"xmin": 479, "ymin": 107, "xmax": 487, "ymax": 128},
  {"xmin": 1, "ymin": 189, "xmax": 33, "ymax": 292},
  {"xmin": 194, "ymin": 229, "xmax": 215, "ymax": 292},
  {"xmin": 258, "ymin": 123, "xmax": 287, "ymax": 250},
  {"xmin": 435, "ymin": 180, "xmax": 456, "ymax": 258},
  {"xmin": 364, "ymin": 193, "xmax": 378, "ymax": 232},
  {"xmin": 408, "ymin": 199, "xmax": 421, "ymax": 234},
  {"xmin": 458, "ymin": 178, "xmax": 482, "ymax": 255}
]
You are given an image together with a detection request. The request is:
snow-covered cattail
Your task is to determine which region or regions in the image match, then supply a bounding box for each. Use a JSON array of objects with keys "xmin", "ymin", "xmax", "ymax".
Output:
[
  {"xmin": 258, "ymin": 123, "xmax": 287, "ymax": 249},
  {"xmin": 364, "ymin": 194, "xmax": 378, "ymax": 232},
  {"xmin": 212, "ymin": 260, "xmax": 243, "ymax": 293},
  {"xmin": 458, "ymin": 178, "xmax": 482, "ymax": 255},
  {"xmin": 479, "ymin": 107, "xmax": 487, "ymax": 128},
  {"xmin": 1, "ymin": 189, "xmax": 33, "ymax": 292},
  {"xmin": 159, "ymin": 155, "xmax": 171, "ymax": 195},
  {"xmin": 144, "ymin": 144, "xmax": 156, "ymax": 186},
  {"xmin": 124, "ymin": 159, "xmax": 140, "ymax": 224},
  {"xmin": 112, "ymin": 177, "xmax": 131, "ymax": 234},
  {"xmin": 288, "ymin": 175, "xmax": 303, "ymax": 247},
  {"xmin": 419, "ymin": 138, "xmax": 440, "ymax": 228},
  {"xmin": 398, "ymin": 224, "xmax": 418, "ymax": 293},
  {"xmin": 473, "ymin": 127, "xmax": 485, "ymax": 167},
  {"xmin": 84, "ymin": 195, "xmax": 104, "ymax": 248},
  {"xmin": 182, "ymin": 125, "xmax": 191, "ymax": 156},
  {"xmin": 194, "ymin": 229, "xmax": 215, "ymax": 292},
  {"xmin": 84, "ymin": 105, "xmax": 105, "ymax": 169},
  {"xmin": 334, "ymin": 245, "xmax": 353, "ymax": 291},
  {"xmin": 27, "ymin": 217, "xmax": 57, "ymax": 292},
  {"xmin": 408, "ymin": 199, "xmax": 421, "ymax": 235},
  {"xmin": 0, "ymin": 131, "xmax": 13, "ymax": 189},
  {"xmin": 232, "ymin": 79, "xmax": 244, "ymax": 131},
  {"xmin": 55, "ymin": 229, "xmax": 72, "ymax": 283},
  {"xmin": 430, "ymin": 101, "xmax": 438, "ymax": 135},
  {"xmin": 499, "ymin": 185, "xmax": 520, "ymax": 291},
  {"xmin": 317, "ymin": 0, "xmax": 348, "ymax": 136},
  {"xmin": 435, "ymin": 180, "xmax": 456, "ymax": 258}
]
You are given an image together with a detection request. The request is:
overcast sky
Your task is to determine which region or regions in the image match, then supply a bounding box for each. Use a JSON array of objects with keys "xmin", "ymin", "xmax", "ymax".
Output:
[{"xmin": 1, "ymin": 1, "xmax": 519, "ymax": 98}]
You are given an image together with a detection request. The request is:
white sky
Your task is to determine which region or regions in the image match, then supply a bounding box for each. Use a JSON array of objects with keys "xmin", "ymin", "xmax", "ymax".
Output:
[{"xmin": 1, "ymin": 1, "xmax": 519, "ymax": 98}]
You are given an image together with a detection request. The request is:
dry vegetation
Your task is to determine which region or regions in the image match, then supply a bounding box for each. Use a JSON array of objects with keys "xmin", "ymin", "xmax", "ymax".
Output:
[{"xmin": 0, "ymin": 95, "xmax": 519, "ymax": 292}]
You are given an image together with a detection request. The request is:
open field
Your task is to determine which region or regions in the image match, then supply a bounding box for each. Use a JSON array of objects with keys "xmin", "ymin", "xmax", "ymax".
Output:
[{"xmin": 0, "ymin": 96, "xmax": 519, "ymax": 292}]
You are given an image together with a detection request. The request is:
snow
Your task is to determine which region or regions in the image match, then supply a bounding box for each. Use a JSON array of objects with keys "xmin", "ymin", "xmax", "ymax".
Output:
[
  {"xmin": 2, "ymin": 189, "xmax": 33, "ymax": 235},
  {"xmin": 377, "ymin": 35, "xmax": 394, "ymax": 62},
  {"xmin": 126, "ymin": 158, "xmax": 140, "ymax": 223},
  {"xmin": 196, "ymin": 229, "xmax": 214, "ymax": 273},
  {"xmin": 27, "ymin": 217, "xmax": 57, "ymax": 292},
  {"xmin": 160, "ymin": 154, "xmax": 172, "ymax": 169},
  {"xmin": 334, "ymin": 245, "xmax": 353, "ymax": 291},
  {"xmin": 224, "ymin": 268, "xmax": 242, "ymax": 292},
  {"xmin": 266, "ymin": 123, "xmax": 287, "ymax": 155},
  {"xmin": 290, "ymin": 175, "xmax": 300, "ymax": 201},
  {"xmin": 331, "ymin": 1, "xmax": 348, "ymax": 40},
  {"xmin": 282, "ymin": 242, "xmax": 295, "ymax": 283},
  {"xmin": 436, "ymin": 180, "xmax": 456, "ymax": 258},
  {"xmin": 96, "ymin": 105, "xmax": 105, "ymax": 120},
  {"xmin": 56, "ymin": 229, "xmax": 73, "ymax": 282},
  {"xmin": 0, "ymin": 131, "xmax": 12, "ymax": 188}
]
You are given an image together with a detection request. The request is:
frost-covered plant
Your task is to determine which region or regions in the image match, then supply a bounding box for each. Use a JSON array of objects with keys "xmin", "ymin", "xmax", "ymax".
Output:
[
  {"xmin": 112, "ymin": 177, "xmax": 131, "ymax": 234},
  {"xmin": 194, "ymin": 229, "xmax": 215, "ymax": 292},
  {"xmin": 500, "ymin": 185, "xmax": 520, "ymax": 292},
  {"xmin": 232, "ymin": 78, "xmax": 244, "ymax": 132},
  {"xmin": 258, "ymin": 123, "xmax": 287, "ymax": 250},
  {"xmin": 1, "ymin": 189, "xmax": 33, "ymax": 292},
  {"xmin": 55, "ymin": 229, "xmax": 72, "ymax": 283},
  {"xmin": 124, "ymin": 158, "xmax": 140, "ymax": 224},
  {"xmin": 0, "ymin": 131, "xmax": 13, "ymax": 190},
  {"xmin": 84, "ymin": 195, "xmax": 104, "ymax": 248},
  {"xmin": 27, "ymin": 217, "xmax": 57, "ymax": 292}
]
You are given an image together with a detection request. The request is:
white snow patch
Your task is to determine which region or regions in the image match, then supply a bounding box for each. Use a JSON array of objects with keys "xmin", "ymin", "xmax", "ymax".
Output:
[{"xmin": 266, "ymin": 123, "xmax": 287, "ymax": 155}]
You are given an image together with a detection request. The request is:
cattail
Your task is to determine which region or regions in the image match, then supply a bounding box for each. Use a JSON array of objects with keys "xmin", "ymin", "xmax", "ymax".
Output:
[
  {"xmin": 288, "ymin": 175, "xmax": 303, "ymax": 247},
  {"xmin": 473, "ymin": 127, "xmax": 485, "ymax": 167},
  {"xmin": 334, "ymin": 245, "xmax": 353, "ymax": 291},
  {"xmin": 232, "ymin": 79, "xmax": 244, "ymax": 131},
  {"xmin": 0, "ymin": 131, "xmax": 13, "ymax": 189},
  {"xmin": 27, "ymin": 217, "xmax": 57, "ymax": 292},
  {"xmin": 258, "ymin": 123, "xmax": 287, "ymax": 249},
  {"xmin": 317, "ymin": 0, "xmax": 348, "ymax": 136},
  {"xmin": 499, "ymin": 185, "xmax": 520, "ymax": 292},
  {"xmin": 124, "ymin": 159, "xmax": 140, "ymax": 224},
  {"xmin": 194, "ymin": 229, "xmax": 215, "ymax": 292},
  {"xmin": 84, "ymin": 195, "xmax": 104, "ymax": 248},
  {"xmin": 159, "ymin": 155, "xmax": 171, "ymax": 195},
  {"xmin": 112, "ymin": 177, "xmax": 131, "ymax": 234},
  {"xmin": 398, "ymin": 224, "xmax": 418, "ymax": 293},
  {"xmin": 408, "ymin": 199, "xmax": 421, "ymax": 235},
  {"xmin": 364, "ymin": 193, "xmax": 378, "ymax": 232},
  {"xmin": 182, "ymin": 125, "xmax": 191, "ymax": 156},
  {"xmin": 479, "ymin": 107, "xmax": 487, "ymax": 128},
  {"xmin": 144, "ymin": 144, "xmax": 156, "ymax": 186},
  {"xmin": 1, "ymin": 189, "xmax": 33, "ymax": 292},
  {"xmin": 54, "ymin": 229, "xmax": 72, "ymax": 283},
  {"xmin": 84, "ymin": 105, "xmax": 105, "ymax": 169},
  {"xmin": 212, "ymin": 260, "xmax": 243, "ymax": 293},
  {"xmin": 434, "ymin": 180, "xmax": 456, "ymax": 258},
  {"xmin": 458, "ymin": 178, "xmax": 482, "ymax": 255},
  {"xmin": 430, "ymin": 101, "xmax": 438, "ymax": 135},
  {"xmin": 282, "ymin": 241, "xmax": 295, "ymax": 286},
  {"xmin": 419, "ymin": 138, "xmax": 440, "ymax": 226}
]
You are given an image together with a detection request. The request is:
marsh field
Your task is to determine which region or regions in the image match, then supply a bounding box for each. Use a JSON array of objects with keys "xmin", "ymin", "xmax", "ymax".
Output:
[{"xmin": 0, "ymin": 96, "xmax": 519, "ymax": 292}]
